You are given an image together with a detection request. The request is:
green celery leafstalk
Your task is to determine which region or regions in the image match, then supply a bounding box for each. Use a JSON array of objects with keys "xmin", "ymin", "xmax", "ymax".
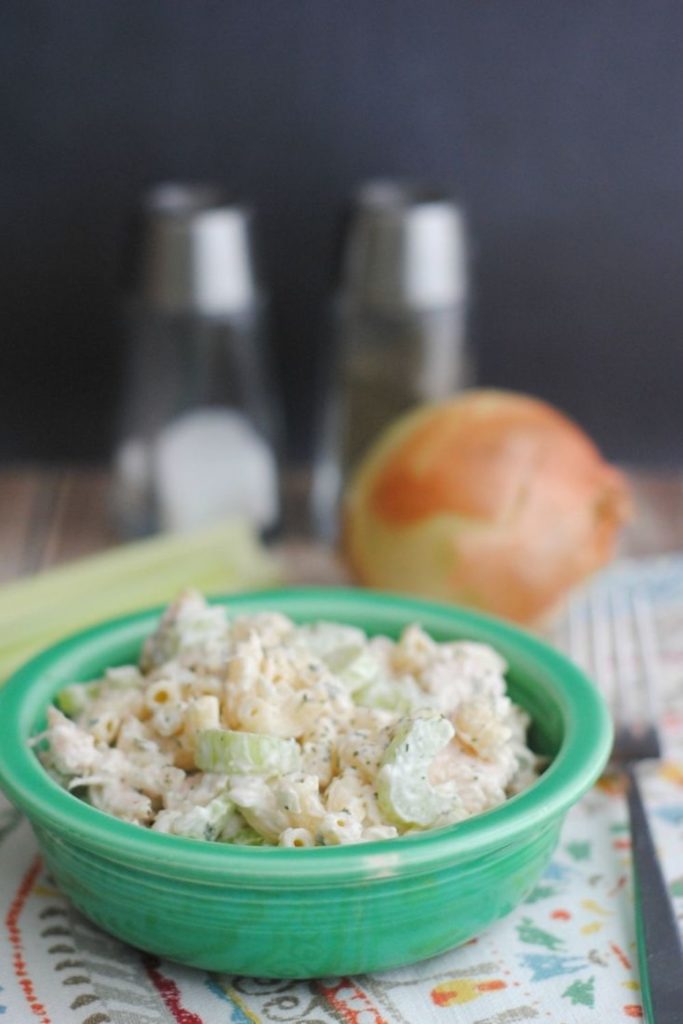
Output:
[{"xmin": 0, "ymin": 518, "xmax": 281, "ymax": 684}]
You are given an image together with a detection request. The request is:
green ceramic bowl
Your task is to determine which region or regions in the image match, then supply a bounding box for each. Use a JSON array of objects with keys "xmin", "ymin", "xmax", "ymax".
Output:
[{"xmin": 0, "ymin": 588, "xmax": 611, "ymax": 978}]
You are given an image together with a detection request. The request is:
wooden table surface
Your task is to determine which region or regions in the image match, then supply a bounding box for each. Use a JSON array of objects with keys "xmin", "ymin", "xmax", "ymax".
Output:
[{"xmin": 0, "ymin": 465, "xmax": 682, "ymax": 584}]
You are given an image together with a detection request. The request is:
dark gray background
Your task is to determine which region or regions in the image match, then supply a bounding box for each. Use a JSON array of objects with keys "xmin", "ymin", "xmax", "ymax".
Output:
[{"xmin": 2, "ymin": 1, "xmax": 681, "ymax": 463}]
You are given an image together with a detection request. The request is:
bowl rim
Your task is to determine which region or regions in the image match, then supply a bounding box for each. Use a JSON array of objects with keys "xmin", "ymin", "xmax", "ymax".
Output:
[{"xmin": 0, "ymin": 587, "xmax": 612, "ymax": 885}]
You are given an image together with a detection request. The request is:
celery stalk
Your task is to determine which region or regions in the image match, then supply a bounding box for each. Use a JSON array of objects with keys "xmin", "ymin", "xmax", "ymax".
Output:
[
  {"xmin": 195, "ymin": 729, "xmax": 301, "ymax": 775},
  {"xmin": 0, "ymin": 518, "xmax": 280, "ymax": 684},
  {"xmin": 0, "ymin": 519, "xmax": 274, "ymax": 622}
]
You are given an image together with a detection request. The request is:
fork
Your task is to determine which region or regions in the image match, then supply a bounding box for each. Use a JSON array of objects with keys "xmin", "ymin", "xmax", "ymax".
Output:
[{"xmin": 567, "ymin": 582, "xmax": 683, "ymax": 1023}]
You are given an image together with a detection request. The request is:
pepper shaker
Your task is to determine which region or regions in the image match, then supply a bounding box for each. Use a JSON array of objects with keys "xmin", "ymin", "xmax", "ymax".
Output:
[{"xmin": 312, "ymin": 181, "xmax": 473, "ymax": 540}]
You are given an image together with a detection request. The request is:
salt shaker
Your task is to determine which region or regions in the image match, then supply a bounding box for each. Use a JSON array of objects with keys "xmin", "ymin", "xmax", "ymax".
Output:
[
  {"xmin": 312, "ymin": 181, "xmax": 473, "ymax": 540},
  {"xmin": 113, "ymin": 183, "xmax": 281, "ymax": 536}
]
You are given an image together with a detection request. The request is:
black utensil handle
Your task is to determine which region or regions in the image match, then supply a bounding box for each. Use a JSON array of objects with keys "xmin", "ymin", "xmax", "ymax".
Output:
[{"xmin": 626, "ymin": 763, "xmax": 683, "ymax": 1023}]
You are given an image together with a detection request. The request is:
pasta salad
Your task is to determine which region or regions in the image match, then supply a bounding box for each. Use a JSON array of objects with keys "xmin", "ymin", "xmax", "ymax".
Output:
[{"xmin": 39, "ymin": 591, "xmax": 541, "ymax": 847}]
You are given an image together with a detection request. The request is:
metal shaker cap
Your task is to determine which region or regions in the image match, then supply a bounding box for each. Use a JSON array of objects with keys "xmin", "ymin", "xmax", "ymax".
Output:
[
  {"xmin": 342, "ymin": 180, "xmax": 468, "ymax": 311},
  {"xmin": 128, "ymin": 182, "xmax": 259, "ymax": 315}
]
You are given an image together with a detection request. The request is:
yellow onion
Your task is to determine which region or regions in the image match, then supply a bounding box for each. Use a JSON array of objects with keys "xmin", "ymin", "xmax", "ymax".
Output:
[{"xmin": 343, "ymin": 389, "xmax": 631, "ymax": 624}]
